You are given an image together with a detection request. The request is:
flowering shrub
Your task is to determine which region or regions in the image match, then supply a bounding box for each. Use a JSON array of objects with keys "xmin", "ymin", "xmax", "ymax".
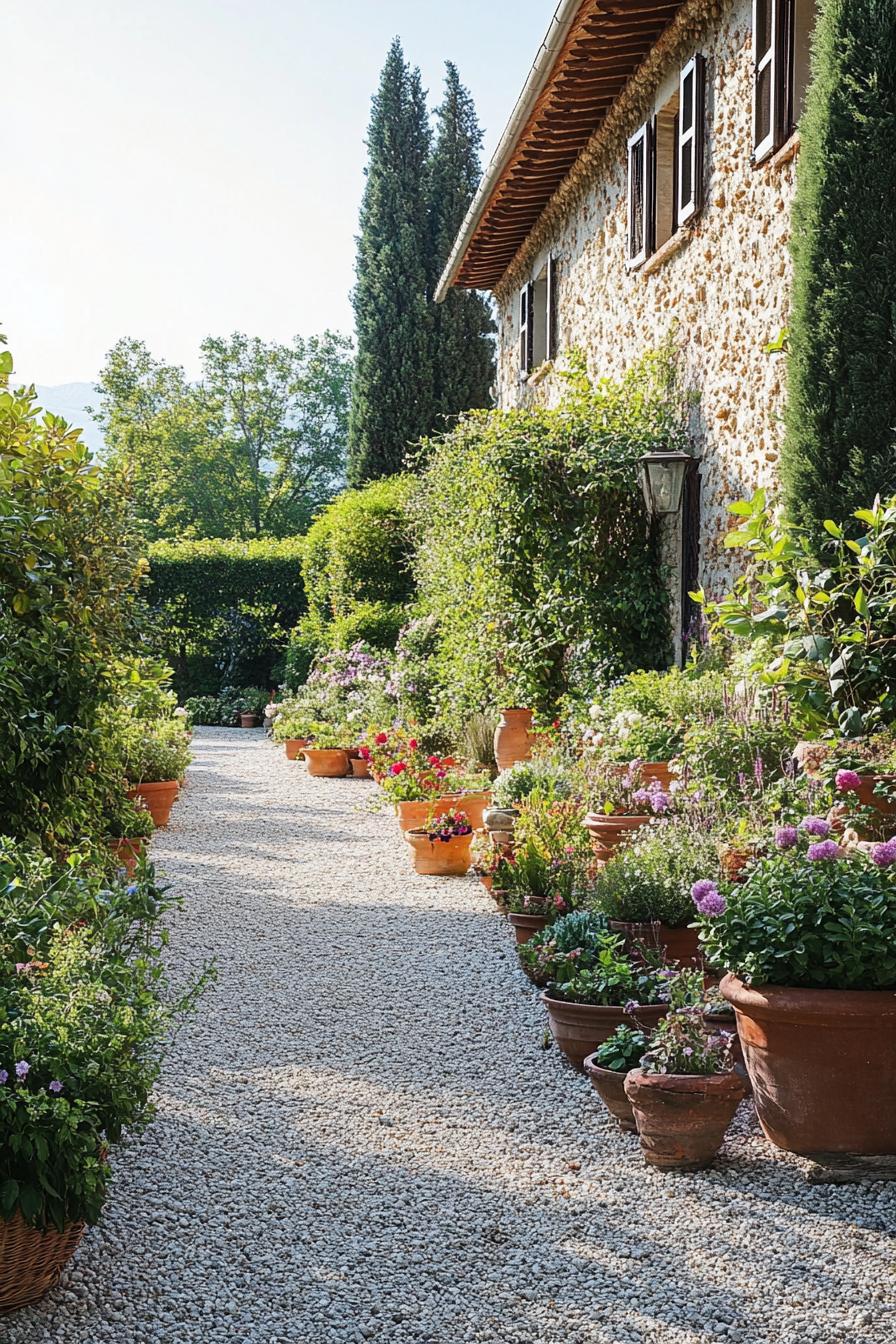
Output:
[
  {"xmin": 369, "ymin": 728, "xmax": 489, "ymax": 803},
  {"xmin": 639, "ymin": 971, "xmax": 734, "ymax": 1076},
  {"xmin": 416, "ymin": 811, "xmax": 473, "ymax": 842},
  {"xmin": 491, "ymin": 752, "xmax": 575, "ymax": 809},
  {"xmin": 584, "ymin": 760, "xmax": 672, "ymax": 817},
  {"xmin": 582, "ymin": 668, "xmax": 725, "ymax": 762},
  {"xmin": 676, "ymin": 689, "xmax": 795, "ymax": 801},
  {"xmin": 594, "ymin": 818, "xmax": 722, "ymax": 927},
  {"xmin": 116, "ymin": 715, "xmax": 192, "ymax": 785},
  {"xmin": 694, "ymin": 823, "xmax": 896, "ymax": 988}
]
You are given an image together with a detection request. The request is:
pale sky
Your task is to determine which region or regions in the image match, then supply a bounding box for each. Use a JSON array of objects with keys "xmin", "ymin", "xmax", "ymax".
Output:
[{"xmin": 5, "ymin": 0, "xmax": 552, "ymax": 386}]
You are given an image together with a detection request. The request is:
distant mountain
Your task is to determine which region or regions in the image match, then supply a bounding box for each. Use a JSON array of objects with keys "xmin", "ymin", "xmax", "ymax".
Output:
[{"xmin": 33, "ymin": 382, "xmax": 105, "ymax": 456}]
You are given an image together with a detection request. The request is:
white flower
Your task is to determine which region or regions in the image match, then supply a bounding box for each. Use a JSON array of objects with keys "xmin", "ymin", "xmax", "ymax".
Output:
[
  {"xmin": 173, "ymin": 706, "xmax": 187, "ymax": 719},
  {"xmin": 588, "ymin": 704, "xmax": 601, "ymax": 721}
]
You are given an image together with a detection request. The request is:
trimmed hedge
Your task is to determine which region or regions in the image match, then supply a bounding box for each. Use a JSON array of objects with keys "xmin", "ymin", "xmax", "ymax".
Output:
[{"xmin": 145, "ymin": 538, "xmax": 306, "ymax": 697}]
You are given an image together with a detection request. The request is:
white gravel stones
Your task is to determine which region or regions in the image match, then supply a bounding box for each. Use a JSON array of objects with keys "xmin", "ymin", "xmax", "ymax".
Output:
[{"xmin": 7, "ymin": 727, "xmax": 895, "ymax": 1344}]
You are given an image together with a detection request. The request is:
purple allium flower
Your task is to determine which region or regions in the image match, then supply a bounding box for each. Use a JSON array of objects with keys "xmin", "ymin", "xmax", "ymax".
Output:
[
  {"xmin": 48, "ymin": 1080, "xmax": 63, "ymax": 1094},
  {"xmin": 807, "ymin": 840, "xmax": 841, "ymax": 861},
  {"xmin": 0, "ymin": 1071, "xmax": 7, "ymax": 1085},
  {"xmin": 872, "ymin": 839, "xmax": 896, "ymax": 867},
  {"xmin": 691, "ymin": 879, "xmax": 718, "ymax": 904},
  {"xmin": 801, "ymin": 816, "xmax": 831, "ymax": 838},
  {"xmin": 695, "ymin": 888, "xmax": 727, "ymax": 916},
  {"xmin": 15, "ymin": 1061, "xmax": 30, "ymax": 1079},
  {"xmin": 632, "ymin": 788, "xmax": 650, "ymax": 805},
  {"xmin": 774, "ymin": 825, "xmax": 799, "ymax": 850},
  {"xmin": 650, "ymin": 790, "xmax": 670, "ymax": 814},
  {"xmin": 835, "ymin": 769, "xmax": 863, "ymax": 793}
]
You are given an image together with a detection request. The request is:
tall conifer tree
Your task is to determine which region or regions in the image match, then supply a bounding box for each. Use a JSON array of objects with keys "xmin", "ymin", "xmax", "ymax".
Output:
[
  {"xmin": 782, "ymin": 0, "xmax": 896, "ymax": 534},
  {"xmin": 348, "ymin": 40, "xmax": 434, "ymax": 485},
  {"xmin": 428, "ymin": 62, "xmax": 495, "ymax": 422}
]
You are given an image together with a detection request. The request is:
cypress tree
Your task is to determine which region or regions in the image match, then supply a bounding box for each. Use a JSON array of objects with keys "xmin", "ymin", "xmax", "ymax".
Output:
[
  {"xmin": 782, "ymin": 0, "xmax": 896, "ymax": 534},
  {"xmin": 428, "ymin": 62, "xmax": 495, "ymax": 422},
  {"xmin": 348, "ymin": 40, "xmax": 434, "ymax": 485}
]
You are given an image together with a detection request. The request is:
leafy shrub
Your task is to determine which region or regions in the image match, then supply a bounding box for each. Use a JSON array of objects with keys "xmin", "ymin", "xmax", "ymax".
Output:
[
  {"xmin": 104, "ymin": 795, "xmax": 154, "ymax": 841},
  {"xmin": 695, "ymin": 827, "xmax": 896, "ymax": 989},
  {"xmin": 592, "ymin": 1025, "xmax": 647, "ymax": 1072},
  {"xmin": 145, "ymin": 537, "xmax": 306, "ymax": 697},
  {"xmin": 491, "ymin": 754, "xmax": 574, "ymax": 808},
  {"xmin": 410, "ymin": 349, "xmax": 680, "ymax": 737},
  {"xmin": 594, "ymin": 819, "xmax": 722, "ymax": 927},
  {"xmin": 583, "ymin": 668, "xmax": 726, "ymax": 761},
  {"xmin": 183, "ymin": 694, "xmax": 225, "ymax": 726},
  {"xmin": 518, "ymin": 910, "xmax": 608, "ymax": 982},
  {"xmin": 547, "ymin": 930, "xmax": 666, "ymax": 1007},
  {"xmin": 117, "ymin": 717, "xmax": 192, "ymax": 784},
  {"xmin": 330, "ymin": 600, "xmax": 407, "ymax": 651}
]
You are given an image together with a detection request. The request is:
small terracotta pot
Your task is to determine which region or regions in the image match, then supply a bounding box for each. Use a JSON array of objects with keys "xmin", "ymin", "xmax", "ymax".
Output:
[
  {"xmin": 107, "ymin": 836, "xmax": 146, "ymax": 877},
  {"xmin": 541, "ymin": 994, "xmax": 668, "ymax": 1071},
  {"xmin": 624, "ymin": 1068, "xmax": 748, "ymax": 1171},
  {"xmin": 583, "ymin": 812, "xmax": 651, "ymax": 863},
  {"xmin": 583, "ymin": 1055, "xmax": 638, "ymax": 1132},
  {"xmin": 350, "ymin": 757, "xmax": 372, "ymax": 779},
  {"xmin": 127, "ymin": 780, "xmax": 179, "ymax": 828},
  {"xmin": 239, "ymin": 713, "xmax": 260, "ymax": 729},
  {"xmin": 721, "ymin": 974, "xmax": 896, "ymax": 1154},
  {"xmin": 478, "ymin": 873, "xmax": 494, "ymax": 893},
  {"xmin": 609, "ymin": 920, "xmax": 704, "ymax": 969},
  {"xmin": 303, "ymin": 748, "xmax": 350, "ymax": 778},
  {"xmin": 494, "ymin": 707, "xmax": 534, "ymax": 772},
  {"xmin": 285, "ymin": 737, "xmax": 309, "ymax": 761},
  {"xmin": 405, "ymin": 829, "xmax": 473, "ymax": 876},
  {"xmin": 507, "ymin": 911, "xmax": 551, "ymax": 946}
]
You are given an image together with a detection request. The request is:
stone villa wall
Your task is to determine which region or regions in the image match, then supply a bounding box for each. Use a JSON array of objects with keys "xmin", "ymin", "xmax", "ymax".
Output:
[{"xmin": 494, "ymin": 0, "xmax": 798, "ymax": 602}]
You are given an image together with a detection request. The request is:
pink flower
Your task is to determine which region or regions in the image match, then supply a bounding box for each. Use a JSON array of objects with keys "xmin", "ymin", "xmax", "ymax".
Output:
[
  {"xmin": 375, "ymin": 733, "xmax": 388, "ymax": 746},
  {"xmin": 807, "ymin": 840, "xmax": 841, "ymax": 861},
  {"xmin": 408, "ymin": 738, "xmax": 418, "ymax": 750},
  {"xmin": 359, "ymin": 746, "xmax": 371, "ymax": 761},
  {"xmin": 835, "ymin": 769, "xmax": 863, "ymax": 793},
  {"xmin": 390, "ymin": 761, "xmax": 407, "ymax": 776},
  {"xmin": 801, "ymin": 816, "xmax": 831, "ymax": 838},
  {"xmin": 427, "ymin": 755, "xmax": 440, "ymax": 766}
]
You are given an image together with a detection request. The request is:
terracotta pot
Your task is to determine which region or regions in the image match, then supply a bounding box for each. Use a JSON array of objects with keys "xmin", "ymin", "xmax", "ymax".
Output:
[
  {"xmin": 852, "ymin": 774, "xmax": 896, "ymax": 825},
  {"xmin": 718, "ymin": 845, "xmax": 757, "ymax": 883},
  {"xmin": 405, "ymin": 829, "xmax": 473, "ymax": 876},
  {"xmin": 284, "ymin": 737, "xmax": 309, "ymax": 761},
  {"xmin": 0, "ymin": 1213, "xmax": 86, "ymax": 1313},
  {"xmin": 478, "ymin": 873, "xmax": 494, "ymax": 893},
  {"xmin": 350, "ymin": 757, "xmax": 372, "ymax": 779},
  {"xmin": 451, "ymin": 790, "xmax": 491, "ymax": 830},
  {"xmin": 609, "ymin": 920, "xmax": 704, "ymax": 969},
  {"xmin": 507, "ymin": 911, "xmax": 551, "ymax": 946},
  {"xmin": 583, "ymin": 812, "xmax": 650, "ymax": 862},
  {"xmin": 395, "ymin": 796, "xmax": 461, "ymax": 835},
  {"xmin": 127, "ymin": 780, "xmax": 179, "ymax": 829},
  {"xmin": 541, "ymin": 994, "xmax": 668, "ymax": 1071},
  {"xmin": 239, "ymin": 713, "xmax": 260, "ymax": 729},
  {"xmin": 640, "ymin": 761, "xmax": 675, "ymax": 790},
  {"xmin": 624, "ymin": 1068, "xmax": 748, "ymax": 1171},
  {"xmin": 491, "ymin": 886, "xmax": 510, "ymax": 913},
  {"xmin": 303, "ymin": 748, "xmax": 350, "ymax": 778},
  {"xmin": 494, "ymin": 707, "xmax": 534, "ymax": 772},
  {"xmin": 107, "ymin": 836, "xmax": 146, "ymax": 877},
  {"xmin": 721, "ymin": 974, "xmax": 896, "ymax": 1154},
  {"xmin": 583, "ymin": 1055, "xmax": 638, "ymax": 1132}
]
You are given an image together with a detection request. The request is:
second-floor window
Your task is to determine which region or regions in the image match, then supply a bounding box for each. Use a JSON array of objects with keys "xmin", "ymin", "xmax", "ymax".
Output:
[
  {"xmin": 753, "ymin": 0, "xmax": 817, "ymax": 161},
  {"xmin": 627, "ymin": 54, "xmax": 706, "ymax": 268}
]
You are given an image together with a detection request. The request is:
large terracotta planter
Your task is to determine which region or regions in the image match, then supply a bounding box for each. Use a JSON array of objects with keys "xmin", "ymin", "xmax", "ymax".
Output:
[
  {"xmin": 350, "ymin": 757, "xmax": 372, "ymax": 779},
  {"xmin": 127, "ymin": 780, "xmax": 179, "ymax": 828},
  {"xmin": 494, "ymin": 707, "xmax": 534, "ymax": 772},
  {"xmin": 406, "ymin": 829, "xmax": 473, "ymax": 876},
  {"xmin": 284, "ymin": 737, "xmax": 310, "ymax": 761},
  {"xmin": 624, "ymin": 1068, "xmax": 748, "ymax": 1171},
  {"xmin": 451, "ymin": 790, "xmax": 491, "ymax": 831},
  {"xmin": 721, "ymin": 974, "xmax": 896, "ymax": 1154},
  {"xmin": 107, "ymin": 836, "xmax": 146, "ymax": 877},
  {"xmin": 0, "ymin": 1213, "xmax": 86, "ymax": 1312},
  {"xmin": 507, "ymin": 911, "xmax": 551, "ymax": 946},
  {"xmin": 303, "ymin": 748, "xmax": 350, "ymax": 778},
  {"xmin": 583, "ymin": 1055, "xmax": 638, "ymax": 1132},
  {"xmin": 609, "ymin": 920, "xmax": 703, "ymax": 969},
  {"xmin": 583, "ymin": 812, "xmax": 650, "ymax": 862},
  {"xmin": 541, "ymin": 993, "xmax": 668, "ymax": 1072},
  {"xmin": 396, "ymin": 796, "xmax": 461, "ymax": 835}
]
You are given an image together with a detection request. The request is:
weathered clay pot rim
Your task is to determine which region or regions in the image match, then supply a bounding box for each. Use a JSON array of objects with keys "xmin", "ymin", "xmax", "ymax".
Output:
[
  {"xmin": 625, "ymin": 1067, "xmax": 747, "ymax": 1097},
  {"xmin": 507, "ymin": 911, "xmax": 551, "ymax": 928},
  {"xmin": 127, "ymin": 778, "xmax": 178, "ymax": 792},
  {"xmin": 609, "ymin": 918, "xmax": 696, "ymax": 934},
  {"xmin": 583, "ymin": 1054, "xmax": 627, "ymax": 1079},
  {"xmin": 584, "ymin": 813, "xmax": 651, "ymax": 827},
  {"xmin": 304, "ymin": 746, "xmax": 349, "ymax": 754},
  {"xmin": 498, "ymin": 706, "xmax": 534, "ymax": 715},
  {"xmin": 541, "ymin": 992, "xmax": 664, "ymax": 1016},
  {"xmin": 721, "ymin": 973, "xmax": 896, "ymax": 1020}
]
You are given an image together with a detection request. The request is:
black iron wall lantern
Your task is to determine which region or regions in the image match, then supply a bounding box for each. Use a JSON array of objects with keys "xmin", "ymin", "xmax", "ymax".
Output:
[{"xmin": 638, "ymin": 450, "xmax": 697, "ymax": 518}]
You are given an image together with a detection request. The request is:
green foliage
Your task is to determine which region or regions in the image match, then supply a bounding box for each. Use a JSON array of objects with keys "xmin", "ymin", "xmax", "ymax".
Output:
[
  {"xmin": 518, "ymin": 910, "xmax": 609, "ymax": 982},
  {"xmin": 491, "ymin": 754, "xmax": 574, "ymax": 808},
  {"xmin": 594, "ymin": 819, "xmax": 721, "ymax": 927},
  {"xmin": 697, "ymin": 838, "xmax": 896, "ymax": 990},
  {"xmin": 349, "ymin": 40, "xmax": 435, "ymax": 483},
  {"xmin": 782, "ymin": 0, "xmax": 896, "ymax": 533},
  {"xmin": 145, "ymin": 536, "xmax": 306, "ymax": 697},
  {"xmin": 677, "ymin": 698, "xmax": 796, "ymax": 799},
  {"xmin": 640, "ymin": 970, "xmax": 733, "ymax": 1076},
  {"xmin": 547, "ymin": 929, "xmax": 665, "ymax": 1007},
  {"xmin": 96, "ymin": 331, "xmax": 353, "ymax": 540},
  {"xmin": 703, "ymin": 490, "xmax": 896, "ymax": 735},
  {"xmin": 183, "ymin": 685, "xmax": 268, "ymax": 727},
  {"xmin": 0, "ymin": 348, "xmax": 145, "ymax": 848},
  {"xmin": 0, "ymin": 847, "xmax": 210, "ymax": 1228},
  {"xmin": 505, "ymin": 799, "xmax": 593, "ymax": 916},
  {"xmin": 116, "ymin": 716, "xmax": 192, "ymax": 785},
  {"xmin": 428, "ymin": 62, "xmax": 495, "ymax": 420},
  {"xmin": 592, "ymin": 1024, "xmax": 648, "ymax": 1073},
  {"xmin": 584, "ymin": 667, "xmax": 726, "ymax": 761},
  {"xmin": 410, "ymin": 350, "xmax": 679, "ymax": 736}
]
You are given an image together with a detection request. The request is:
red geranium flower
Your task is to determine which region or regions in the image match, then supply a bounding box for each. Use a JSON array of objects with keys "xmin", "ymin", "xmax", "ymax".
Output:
[
  {"xmin": 359, "ymin": 746, "xmax": 371, "ymax": 760},
  {"xmin": 375, "ymin": 732, "xmax": 388, "ymax": 746},
  {"xmin": 427, "ymin": 754, "xmax": 440, "ymax": 766},
  {"xmin": 390, "ymin": 761, "xmax": 407, "ymax": 775},
  {"xmin": 408, "ymin": 738, "xmax": 418, "ymax": 750}
]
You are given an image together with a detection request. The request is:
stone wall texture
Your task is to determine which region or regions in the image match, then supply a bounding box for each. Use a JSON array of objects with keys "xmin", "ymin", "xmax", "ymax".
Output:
[{"xmin": 494, "ymin": 0, "xmax": 797, "ymax": 599}]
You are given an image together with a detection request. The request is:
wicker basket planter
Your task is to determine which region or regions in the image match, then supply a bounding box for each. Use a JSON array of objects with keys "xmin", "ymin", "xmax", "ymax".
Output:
[{"xmin": 0, "ymin": 1214, "xmax": 86, "ymax": 1314}]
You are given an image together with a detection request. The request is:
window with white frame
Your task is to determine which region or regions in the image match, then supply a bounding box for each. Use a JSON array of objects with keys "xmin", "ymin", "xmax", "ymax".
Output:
[
  {"xmin": 627, "ymin": 55, "xmax": 705, "ymax": 269},
  {"xmin": 519, "ymin": 256, "xmax": 559, "ymax": 377},
  {"xmin": 752, "ymin": 0, "xmax": 817, "ymax": 162}
]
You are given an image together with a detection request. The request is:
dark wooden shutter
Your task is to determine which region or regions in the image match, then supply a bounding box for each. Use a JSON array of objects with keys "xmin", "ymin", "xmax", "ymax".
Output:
[
  {"xmin": 519, "ymin": 283, "xmax": 534, "ymax": 377},
  {"xmin": 753, "ymin": 0, "xmax": 792, "ymax": 160},
  {"xmin": 677, "ymin": 54, "xmax": 705, "ymax": 226},
  {"xmin": 627, "ymin": 122, "xmax": 652, "ymax": 267},
  {"xmin": 546, "ymin": 256, "xmax": 558, "ymax": 361}
]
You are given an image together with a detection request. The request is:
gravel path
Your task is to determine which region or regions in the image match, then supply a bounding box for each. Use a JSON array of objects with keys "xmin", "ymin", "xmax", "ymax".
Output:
[{"xmin": 8, "ymin": 728, "xmax": 895, "ymax": 1344}]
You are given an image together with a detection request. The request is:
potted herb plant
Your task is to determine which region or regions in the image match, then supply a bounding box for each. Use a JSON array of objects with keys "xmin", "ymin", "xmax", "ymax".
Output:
[
  {"xmin": 583, "ymin": 1025, "xmax": 647, "ymax": 1132},
  {"xmin": 105, "ymin": 795, "xmax": 154, "ymax": 877},
  {"xmin": 696, "ymin": 822, "xmax": 896, "ymax": 1155},
  {"xmin": 624, "ymin": 970, "xmax": 747, "ymax": 1171},
  {"xmin": 582, "ymin": 761, "xmax": 671, "ymax": 863},
  {"xmin": 405, "ymin": 811, "xmax": 474, "ymax": 876},
  {"xmin": 272, "ymin": 705, "xmax": 318, "ymax": 760},
  {"xmin": 302, "ymin": 726, "xmax": 351, "ymax": 778},
  {"xmin": 504, "ymin": 799, "xmax": 594, "ymax": 944},
  {"xmin": 120, "ymin": 716, "xmax": 192, "ymax": 827},
  {"xmin": 519, "ymin": 911, "xmax": 609, "ymax": 988}
]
